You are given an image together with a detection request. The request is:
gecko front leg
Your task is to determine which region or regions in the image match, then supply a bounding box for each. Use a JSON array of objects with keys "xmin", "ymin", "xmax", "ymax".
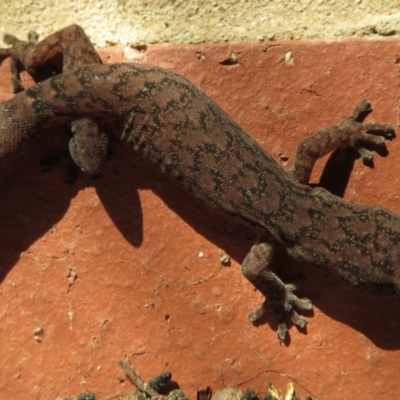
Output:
[
  {"xmin": 289, "ymin": 99, "xmax": 395, "ymax": 184},
  {"xmin": 242, "ymin": 240, "xmax": 312, "ymax": 341}
]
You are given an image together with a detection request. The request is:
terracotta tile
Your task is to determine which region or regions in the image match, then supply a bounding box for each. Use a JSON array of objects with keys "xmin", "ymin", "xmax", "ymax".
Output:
[{"xmin": 0, "ymin": 41, "xmax": 400, "ymax": 399}]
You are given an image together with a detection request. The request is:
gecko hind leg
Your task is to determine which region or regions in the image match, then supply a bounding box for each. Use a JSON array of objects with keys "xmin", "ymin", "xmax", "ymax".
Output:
[
  {"xmin": 2, "ymin": 30, "xmax": 60, "ymax": 93},
  {"xmin": 289, "ymin": 99, "xmax": 395, "ymax": 184},
  {"xmin": 242, "ymin": 240, "xmax": 312, "ymax": 341},
  {"xmin": 1, "ymin": 24, "xmax": 101, "ymax": 93},
  {"xmin": 1, "ymin": 26, "xmax": 108, "ymax": 176}
]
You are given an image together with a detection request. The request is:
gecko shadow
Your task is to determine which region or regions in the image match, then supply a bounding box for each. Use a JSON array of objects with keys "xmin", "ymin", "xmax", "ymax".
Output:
[
  {"xmin": 0, "ymin": 134, "xmax": 399, "ymax": 349},
  {"xmin": 95, "ymin": 139, "xmax": 400, "ymax": 349},
  {"xmin": 0, "ymin": 133, "xmax": 93, "ymax": 275}
]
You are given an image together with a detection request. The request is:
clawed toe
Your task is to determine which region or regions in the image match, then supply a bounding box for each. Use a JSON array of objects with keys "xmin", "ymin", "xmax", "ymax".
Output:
[
  {"xmin": 3, "ymin": 33, "xmax": 18, "ymax": 46},
  {"xmin": 350, "ymin": 99, "xmax": 372, "ymax": 120},
  {"xmin": 248, "ymin": 302, "xmax": 267, "ymax": 323},
  {"xmin": 277, "ymin": 321, "xmax": 288, "ymax": 342},
  {"xmin": 293, "ymin": 296, "xmax": 313, "ymax": 311},
  {"xmin": 248, "ymin": 283, "xmax": 312, "ymax": 341},
  {"xmin": 275, "ymin": 309, "xmax": 308, "ymax": 341},
  {"xmin": 345, "ymin": 101, "xmax": 396, "ymax": 166},
  {"xmin": 356, "ymin": 147, "xmax": 374, "ymax": 165},
  {"xmin": 291, "ymin": 310, "xmax": 308, "ymax": 328},
  {"xmin": 362, "ymin": 123, "xmax": 395, "ymax": 137},
  {"xmin": 349, "ymin": 100, "xmax": 395, "ymax": 146}
]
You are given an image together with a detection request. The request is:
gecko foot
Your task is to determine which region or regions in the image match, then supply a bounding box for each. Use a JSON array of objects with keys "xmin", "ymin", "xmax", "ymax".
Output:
[
  {"xmin": 1, "ymin": 30, "xmax": 61, "ymax": 93},
  {"xmin": 346, "ymin": 99, "xmax": 395, "ymax": 165},
  {"xmin": 290, "ymin": 99, "xmax": 395, "ymax": 184},
  {"xmin": 248, "ymin": 283, "xmax": 312, "ymax": 341},
  {"xmin": 1, "ymin": 31, "xmax": 38, "ymax": 93}
]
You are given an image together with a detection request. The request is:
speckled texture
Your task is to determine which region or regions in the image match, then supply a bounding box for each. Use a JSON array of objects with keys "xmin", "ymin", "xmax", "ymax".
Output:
[{"xmin": 1, "ymin": 0, "xmax": 400, "ymax": 46}]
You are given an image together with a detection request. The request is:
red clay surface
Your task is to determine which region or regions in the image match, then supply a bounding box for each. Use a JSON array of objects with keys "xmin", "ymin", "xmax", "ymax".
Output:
[{"xmin": 1, "ymin": 40, "xmax": 400, "ymax": 399}]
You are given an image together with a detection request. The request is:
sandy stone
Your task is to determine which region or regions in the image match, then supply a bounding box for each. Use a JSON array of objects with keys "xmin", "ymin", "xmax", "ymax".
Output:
[{"xmin": 1, "ymin": 1, "xmax": 400, "ymax": 46}]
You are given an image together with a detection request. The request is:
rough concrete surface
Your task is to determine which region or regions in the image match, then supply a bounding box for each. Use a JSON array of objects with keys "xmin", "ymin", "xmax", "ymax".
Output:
[{"xmin": 1, "ymin": 0, "xmax": 400, "ymax": 46}]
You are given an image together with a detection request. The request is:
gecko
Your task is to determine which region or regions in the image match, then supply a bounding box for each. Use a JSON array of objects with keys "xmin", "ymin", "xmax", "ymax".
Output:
[{"xmin": 0, "ymin": 25, "xmax": 398, "ymax": 340}]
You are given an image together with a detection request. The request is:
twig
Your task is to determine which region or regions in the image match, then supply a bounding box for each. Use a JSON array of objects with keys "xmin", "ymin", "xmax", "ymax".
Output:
[{"xmin": 118, "ymin": 360, "xmax": 159, "ymax": 397}]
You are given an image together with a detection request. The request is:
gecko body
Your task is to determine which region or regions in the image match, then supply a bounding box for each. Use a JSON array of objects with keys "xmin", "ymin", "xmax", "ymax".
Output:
[{"xmin": 0, "ymin": 26, "xmax": 398, "ymax": 340}]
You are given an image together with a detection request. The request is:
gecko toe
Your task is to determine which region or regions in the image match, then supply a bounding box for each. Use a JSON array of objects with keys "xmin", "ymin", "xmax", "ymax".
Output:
[
  {"xmin": 277, "ymin": 321, "xmax": 288, "ymax": 341},
  {"xmin": 284, "ymin": 284, "xmax": 313, "ymax": 311},
  {"xmin": 341, "ymin": 120, "xmax": 395, "ymax": 166},
  {"xmin": 3, "ymin": 33, "xmax": 18, "ymax": 46},
  {"xmin": 293, "ymin": 296, "xmax": 313, "ymax": 311},
  {"xmin": 248, "ymin": 301, "xmax": 268, "ymax": 322},
  {"xmin": 248, "ymin": 283, "xmax": 312, "ymax": 340},
  {"xmin": 275, "ymin": 308, "xmax": 308, "ymax": 341},
  {"xmin": 349, "ymin": 99, "xmax": 372, "ymax": 121},
  {"xmin": 362, "ymin": 123, "xmax": 395, "ymax": 137},
  {"xmin": 346, "ymin": 101, "xmax": 396, "ymax": 162},
  {"xmin": 290, "ymin": 310, "xmax": 308, "ymax": 329},
  {"xmin": 357, "ymin": 147, "xmax": 374, "ymax": 165}
]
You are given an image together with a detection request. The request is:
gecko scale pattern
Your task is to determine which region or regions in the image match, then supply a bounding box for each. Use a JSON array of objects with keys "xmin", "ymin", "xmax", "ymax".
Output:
[{"xmin": 0, "ymin": 25, "xmax": 398, "ymax": 340}]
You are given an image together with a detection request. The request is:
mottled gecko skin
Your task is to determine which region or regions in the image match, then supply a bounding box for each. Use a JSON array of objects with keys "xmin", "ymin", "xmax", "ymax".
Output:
[{"xmin": 0, "ymin": 25, "xmax": 398, "ymax": 340}]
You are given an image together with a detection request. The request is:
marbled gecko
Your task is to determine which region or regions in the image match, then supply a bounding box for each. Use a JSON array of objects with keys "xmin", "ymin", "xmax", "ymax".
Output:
[{"xmin": 0, "ymin": 25, "xmax": 398, "ymax": 340}]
